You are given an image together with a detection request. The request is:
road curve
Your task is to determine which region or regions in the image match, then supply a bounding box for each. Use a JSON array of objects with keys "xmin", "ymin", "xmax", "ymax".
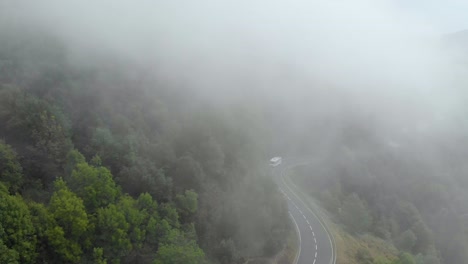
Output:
[{"xmin": 272, "ymin": 159, "xmax": 336, "ymax": 264}]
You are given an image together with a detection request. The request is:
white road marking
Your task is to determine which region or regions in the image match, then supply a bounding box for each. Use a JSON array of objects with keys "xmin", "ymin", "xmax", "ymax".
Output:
[
  {"xmin": 309, "ymin": 226, "xmax": 313, "ymax": 231},
  {"xmin": 316, "ymin": 244, "xmax": 318, "ymax": 250},
  {"xmin": 299, "ymin": 209, "xmax": 303, "ymax": 214},
  {"xmin": 313, "ymin": 259, "xmax": 316, "ymax": 264},
  {"xmin": 289, "ymin": 212, "xmax": 301, "ymax": 264},
  {"xmin": 314, "ymin": 237, "xmax": 317, "ymax": 243},
  {"xmin": 280, "ymin": 165, "xmax": 336, "ymax": 264},
  {"xmin": 306, "ymin": 220, "xmax": 310, "ymax": 224},
  {"xmin": 312, "ymin": 232, "xmax": 315, "ymax": 237},
  {"xmin": 303, "ymin": 214, "xmax": 306, "ymax": 219},
  {"xmin": 315, "ymin": 252, "xmax": 317, "ymax": 258}
]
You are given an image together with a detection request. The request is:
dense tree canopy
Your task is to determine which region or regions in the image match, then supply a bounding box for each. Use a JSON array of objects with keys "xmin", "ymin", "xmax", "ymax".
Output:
[
  {"xmin": 0, "ymin": 141, "xmax": 24, "ymax": 193},
  {"xmin": 0, "ymin": 27, "xmax": 289, "ymax": 264},
  {"xmin": 0, "ymin": 183, "xmax": 36, "ymax": 263}
]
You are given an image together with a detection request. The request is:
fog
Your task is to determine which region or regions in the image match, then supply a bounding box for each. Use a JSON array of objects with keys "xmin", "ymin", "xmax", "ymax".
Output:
[
  {"xmin": 2, "ymin": 0, "xmax": 467, "ymax": 156},
  {"xmin": 3, "ymin": 1, "xmax": 468, "ymax": 263},
  {"xmin": 2, "ymin": 2, "xmax": 463, "ymax": 102}
]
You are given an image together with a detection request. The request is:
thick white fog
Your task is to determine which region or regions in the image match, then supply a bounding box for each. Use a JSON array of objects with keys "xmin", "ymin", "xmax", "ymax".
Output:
[
  {"xmin": 2, "ymin": 0, "xmax": 466, "ymax": 138},
  {"xmin": 5, "ymin": 2, "xmax": 468, "ymax": 264}
]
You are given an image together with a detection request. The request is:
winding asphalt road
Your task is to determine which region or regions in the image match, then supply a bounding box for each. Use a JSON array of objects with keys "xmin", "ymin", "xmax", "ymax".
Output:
[{"xmin": 272, "ymin": 159, "xmax": 336, "ymax": 264}]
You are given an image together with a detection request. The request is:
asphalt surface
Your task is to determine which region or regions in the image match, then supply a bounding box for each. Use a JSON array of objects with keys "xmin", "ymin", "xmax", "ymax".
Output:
[{"xmin": 272, "ymin": 160, "xmax": 335, "ymax": 264}]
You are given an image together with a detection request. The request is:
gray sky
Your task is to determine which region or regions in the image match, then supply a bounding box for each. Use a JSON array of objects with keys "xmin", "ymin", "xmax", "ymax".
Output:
[{"xmin": 396, "ymin": 0, "xmax": 468, "ymax": 33}]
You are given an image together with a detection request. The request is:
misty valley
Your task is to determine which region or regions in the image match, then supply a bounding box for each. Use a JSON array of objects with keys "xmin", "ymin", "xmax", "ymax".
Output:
[{"xmin": 2, "ymin": 1, "xmax": 468, "ymax": 264}]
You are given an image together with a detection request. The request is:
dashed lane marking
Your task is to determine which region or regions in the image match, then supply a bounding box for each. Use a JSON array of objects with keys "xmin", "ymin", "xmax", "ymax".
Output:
[{"xmin": 279, "ymin": 165, "xmax": 336, "ymax": 264}]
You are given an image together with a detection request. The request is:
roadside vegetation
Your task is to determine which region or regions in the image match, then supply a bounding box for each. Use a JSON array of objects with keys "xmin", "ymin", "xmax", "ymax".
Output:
[
  {"xmin": 275, "ymin": 227, "xmax": 299, "ymax": 264},
  {"xmin": 290, "ymin": 134, "xmax": 468, "ymax": 264}
]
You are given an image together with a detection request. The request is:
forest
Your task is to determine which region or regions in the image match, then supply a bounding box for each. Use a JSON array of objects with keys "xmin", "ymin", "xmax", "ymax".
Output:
[
  {"xmin": 291, "ymin": 114, "xmax": 468, "ymax": 264},
  {"xmin": 3, "ymin": 2, "xmax": 468, "ymax": 264},
  {"xmin": 0, "ymin": 27, "xmax": 290, "ymax": 264}
]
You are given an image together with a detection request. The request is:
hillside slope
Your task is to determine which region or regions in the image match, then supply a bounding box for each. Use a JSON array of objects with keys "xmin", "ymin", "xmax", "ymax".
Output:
[{"xmin": 0, "ymin": 28, "xmax": 290, "ymax": 264}]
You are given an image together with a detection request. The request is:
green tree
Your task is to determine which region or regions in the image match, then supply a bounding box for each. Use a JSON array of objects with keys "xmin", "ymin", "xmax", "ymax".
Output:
[
  {"xmin": 153, "ymin": 241, "xmax": 205, "ymax": 264},
  {"xmin": 319, "ymin": 190, "xmax": 341, "ymax": 215},
  {"xmin": 397, "ymin": 252, "xmax": 415, "ymax": 264},
  {"xmin": 414, "ymin": 253, "xmax": 440, "ymax": 264},
  {"xmin": 64, "ymin": 149, "xmax": 86, "ymax": 177},
  {"xmin": 117, "ymin": 195, "xmax": 147, "ymax": 250},
  {"xmin": 433, "ymin": 210, "xmax": 468, "ymax": 264},
  {"xmin": 175, "ymin": 190, "xmax": 198, "ymax": 223},
  {"xmin": 31, "ymin": 110, "xmax": 72, "ymax": 166},
  {"xmin": 0, "ymin": 86, "xmax": 72, "ymax": 184},
  {"xmin": 145, "ymin": 216, "xmax": 161, "ymax": 247},
  {"xmin": 95, "ymin": 204, "xmax": 132, "ymax": 263},
  {"xmin": 0, "ymin": 141, "xmax": 23, "ymax": 193},
  {"xmin": 92, "ymin": 127, "xmax": 116, "ymax": 151},
  {"xmin": 197, "ymin": 137, "xmax": 225, "ymax": 179},
  {"xmin": 411, "ymin": 220, "xmax": 433, "ymax": 254},
  {"xmin": 0, "ymin": 236, "xmax": 20, "ymax": 264},
  {"xmin": 153, "ymin": 219, "xmax": 173, "ymax": 245},
  {"xmin": 45, "ymin": 225, "xmax": 82, "ymax": 263},
  {"xmin": 90, "ymin": 127, "xmax": 125, "ymax": 172},
  {"xmin": 340, "ymin": 193, "xmax": 372, "ymax": 234},
  {"xmin": 374, "ymin": 256, "xmax": 392, "ymax": 264},
  {"xmin": 68, "ymin": 161, "xmax": 120, "ymax": 211},
  {"xmin": 0, "ymin": 183, "xmax": 37, "ymax": 263},
  {"xmin": 49, "ymin": 179, "xmax": 88, "ymax": 240},
  {"xmin": 215, "ymin": 239, "xmax": 239, "ymax": 264},
  {"xmin": 356, "ymin": 248, "xmax": 374, "ymax": 264},
  {"xmin": 93, "ymin": 247, "xmax": 107, "ymax": 264},
  {"xmin": 394, "ymin": 202, "xmax": 422, "ymax": 233},
  {"xmin": 28, "ymin": 201, "xmax": 52, "ymax": 262},
  {"xmin": 48, "ymin": 178, "xmax": 88, "ymax": 262},
  {"xmin": 172, "ymin": 156, "xmax": 205, "ymax": 192},
  {"xmin": 137, "ymin": 192, "xmax": 159, "ymax": 217},
  {"xmin": 159, "ymin": 203, "xmax": 180, "ymax": 229},
  {"xmin": 395, "ymin": 230, "xmax": 416, "ymax": 253},
  {"xmin": 118, "ymin": 159, "xmax": 172, "ymax": 201}
]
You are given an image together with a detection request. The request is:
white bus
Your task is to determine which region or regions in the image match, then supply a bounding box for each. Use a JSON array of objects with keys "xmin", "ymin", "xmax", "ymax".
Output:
[{"xmin": 270, "ymin": 157, "xmax": 282, "ymax": 166}]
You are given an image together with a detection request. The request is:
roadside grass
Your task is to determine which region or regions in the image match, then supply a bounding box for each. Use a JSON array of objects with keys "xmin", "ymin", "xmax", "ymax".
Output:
[
  {"xmin": 334, "ymin": 229, "xmax": 398, "ymax": 264},
  {"xmin": 275, "ymin": 227, "xmax": 299, "ymax": 264}
]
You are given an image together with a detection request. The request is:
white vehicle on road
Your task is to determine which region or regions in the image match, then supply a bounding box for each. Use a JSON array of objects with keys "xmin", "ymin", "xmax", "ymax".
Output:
[{"xmin": 270, "ymin": 157, "xmax": 282, "ymax": 166}]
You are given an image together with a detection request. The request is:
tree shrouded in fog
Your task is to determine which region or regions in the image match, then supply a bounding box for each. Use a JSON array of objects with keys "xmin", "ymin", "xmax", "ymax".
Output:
[{"xmin": 1, "ymin": 0, "xmax": 468, "ymax": 263}]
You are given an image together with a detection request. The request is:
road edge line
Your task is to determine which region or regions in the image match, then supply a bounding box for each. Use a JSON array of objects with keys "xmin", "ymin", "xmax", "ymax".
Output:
[
  {"xmin": 287, "ymin": 172, "xmax": 338, "ymax": 264},
  {"xmin": 289, "ymin": 211, "xmax": 301, "ymax": 264},
  {"xmin": 281, "ymin": 165, "xmax": 336, "ymax": 264}
]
